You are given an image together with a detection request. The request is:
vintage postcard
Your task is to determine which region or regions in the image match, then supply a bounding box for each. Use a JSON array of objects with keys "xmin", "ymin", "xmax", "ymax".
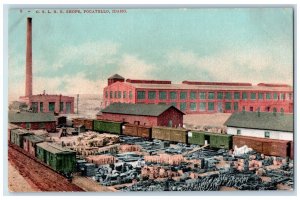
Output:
[{"xmin": 6, "ymin": 6, "xmax": 294, "ymax": 193}]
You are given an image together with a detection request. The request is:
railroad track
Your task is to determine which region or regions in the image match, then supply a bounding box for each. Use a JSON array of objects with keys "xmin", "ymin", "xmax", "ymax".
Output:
[{"xmin": 8, "ymin": 143, "xmax": 84, "ymax": 192}]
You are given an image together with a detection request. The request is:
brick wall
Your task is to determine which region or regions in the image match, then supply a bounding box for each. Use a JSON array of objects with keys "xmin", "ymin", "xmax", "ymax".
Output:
[
  {"xmin": 13, "ymin": 122, "xmax": 56, "ymax": 132},
  {"xmin": 157, "ymin": 107, "xmax": 183, "ymax": 127}
]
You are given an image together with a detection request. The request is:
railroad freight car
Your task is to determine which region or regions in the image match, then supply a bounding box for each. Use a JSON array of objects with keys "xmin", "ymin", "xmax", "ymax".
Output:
[
  {"xmin": 188, "ymin": 131, "xmax": 232, "ymax": 150},
  {"xmin": 123, "ymin": 124, "xmax": 152, "ymax": 139},
  {"xmin": 208, "ymin": 133, "xmax": 232, "ymax": 150},
  {"xmin": 188, "ymin": 131, "xmax": 206, "ymax": 146},
  {"xmin": 8, "ymin": 123, "xmax": 20, "ymax": 142},
  {"xmin": 93, "ymin": 120, "xmax": 124, "ymax": 134},
  {"xmin": 10, "ymin": 128, "xmax": 33, "ymax": 148},
  {"xmin": 73, "ymin": 118, "xmax": 94, "ymax": 130},
  {"xmin": 233, "ymin": 135, "xmax": 292, "ymax": 158},
  {"xmin": 23, "ymin": 135, "xmax": 44, "ymax": 156},
  {"xmin": 152, "ymin": 126, "xmax": 188, "ymax": 143},
  {"xmin": 36, "ymin": 142, "xmax": 76, "ymax": 174}
]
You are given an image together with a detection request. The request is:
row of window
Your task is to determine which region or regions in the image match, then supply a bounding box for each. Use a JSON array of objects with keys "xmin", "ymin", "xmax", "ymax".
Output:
[
  {"xmin": 173, "ymin": 102, "xmax": 238, "ymax": 111},
  {"xmin": 106, "ymin": 91, "xmax": 133, "ymax": 100},
  {"xmin": 136, "ymin": 90, "xmax": 292, "ymax": 101},
  {"xmin": 31, "ymin": 102, "xmax": 72, "ymax": 113},
  {"xmin": 236, "ymin": 129, "xmax": 270, "ymax": 138}
]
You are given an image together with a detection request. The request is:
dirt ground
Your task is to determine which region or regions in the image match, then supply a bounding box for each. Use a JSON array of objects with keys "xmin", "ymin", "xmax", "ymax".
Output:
[
  {"xmin": 8, "ymin": 145, "xmax": 84, "ymax": 192},
  {"xmin": 183, "ymin": 113, "xmax": 231, "ymax": 128},
  {"xmin": 8, "ymin": 161, "xmax": 40, "ymax": 192},
  {"xmin": 72, "ymin": 176, "xmax": 116, "ymax": 192}
]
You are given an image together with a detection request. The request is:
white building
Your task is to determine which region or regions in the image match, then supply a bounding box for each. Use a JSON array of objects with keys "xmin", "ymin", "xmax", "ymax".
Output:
[{"xmin": 224, "ymin": 111, "xmax": 293, "ymax": 141}]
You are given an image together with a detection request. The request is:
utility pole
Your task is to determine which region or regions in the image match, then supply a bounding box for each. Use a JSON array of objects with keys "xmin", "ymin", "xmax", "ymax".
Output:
[{"xmin": 77, "ymin": 94, "xmax": 79, "ymax": 115}]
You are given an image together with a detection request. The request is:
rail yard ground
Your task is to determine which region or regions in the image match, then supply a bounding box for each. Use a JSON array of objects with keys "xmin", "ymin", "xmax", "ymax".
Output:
[
  {"xmin": 7, "ymin": 95, "xmax": 293, "ymax": 192},
  {"xmin": 8, "ymin": 131, "xmax": 294, "ymax": 192}
]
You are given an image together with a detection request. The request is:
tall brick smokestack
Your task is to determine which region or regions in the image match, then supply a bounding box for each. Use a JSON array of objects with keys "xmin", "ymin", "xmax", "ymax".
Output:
[{"xmin": 25, "ymin": 17, "xmax": 32, "ymax": 97}]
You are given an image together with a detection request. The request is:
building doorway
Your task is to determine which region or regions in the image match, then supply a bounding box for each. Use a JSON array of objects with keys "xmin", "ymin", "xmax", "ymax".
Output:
[
  {"xmin": 168, "ymin": 120, "xmax": 173, "ymax": 127},
  {"xmin": 66, "ymin": 102, "xmax": 71, "ymax": 114},
  {"xmin": 217, "ymin": 102, "xmax": 223, "ymax": 112},
  {"xmin": 250, "ymin": 106, "xmax": 254, "ymax": 112}
]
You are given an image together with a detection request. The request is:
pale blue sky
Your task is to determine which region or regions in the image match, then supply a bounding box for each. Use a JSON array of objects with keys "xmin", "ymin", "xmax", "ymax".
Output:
[{"xmin": 8, "ymin": 8, "xmax": 294, "ymax": 100}]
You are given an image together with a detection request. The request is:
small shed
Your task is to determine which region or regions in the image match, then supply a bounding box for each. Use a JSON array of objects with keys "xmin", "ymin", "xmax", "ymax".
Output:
[{"xmin": 23, "ymin": 135, "xmax": 45, "ymax": 156}]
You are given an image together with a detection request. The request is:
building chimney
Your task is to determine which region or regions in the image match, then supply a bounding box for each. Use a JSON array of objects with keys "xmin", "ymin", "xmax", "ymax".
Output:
[{"xmin": 25, "ymin": 17, "xmax": 32, "ymax": 97}]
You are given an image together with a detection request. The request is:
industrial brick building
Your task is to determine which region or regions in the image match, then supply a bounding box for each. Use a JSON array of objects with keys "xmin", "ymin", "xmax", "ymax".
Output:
[
  {"xmin": 19, "ymin": 17, "xmax": 74, "ymax": 114},
  {"xmin": 103, "ymin": 74, "xmax": 293, "ymax": 114},
  {"xmin": 97, "ymin": 103, "xmax": 185, "ymax": 127},
  {"xmin": 9, "ymin": 111, "xmax": 57, "ymax": 132}
]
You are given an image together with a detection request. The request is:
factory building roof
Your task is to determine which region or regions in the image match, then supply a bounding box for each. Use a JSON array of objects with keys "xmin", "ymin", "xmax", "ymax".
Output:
[
  {"xmin": 99, "ymin": 103, "xmax": 185, "ymax": 117},
  {"xmin": 36, "ymin": 142, "xmax": 75, "ymax": 154},
  {"xmin": 224, "ymin": 112, "xmax": 293, "ymax": 132},
  {"xmin": 125, "ymin": 82, "xmax": 292, "ymax": 92},
  {"xmin": 9, "ymin": 111, "xmax": 56, "ymax": 123}
]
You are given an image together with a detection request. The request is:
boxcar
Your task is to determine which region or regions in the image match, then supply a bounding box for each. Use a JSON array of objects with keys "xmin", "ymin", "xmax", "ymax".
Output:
[
  {"xmin": 8, "ymin": 123, "xmax": 20, "ymax": 142},
  {"xmin": 233, "ymin": 135, "xmax": 292, "ymax": 158},
  {"xmin": 84, "ymin": 119, "xmax": 94, "ymax": 130},
  {"xmin": 152, "ymin": 127, "xmax": 187, "ymax": 143},
  {"xmin": 73, "ymin": 118, "xmax": 94, "ymax": 130},
  {"xmin": 36, "ymin": 142, "xmax": 76, "ymax": 174},
  {"xmin": 10, "ymin": 128, "xmax": 33, "ymax": 148},
  {"xmin": 208, "ymin": 133, "xmax": 232, "ymax": 150},
  {"xmin": 188, "ymin": 131, "xmax": 206, "ymax": 146},
  {"xmin": 123, "ymin": 124, "xmax": 152, "ymax": 138},
  {"xmin": 93, "ymin": 120, "xmax": 124, "ymax": 135},
  {"xmin": 23, "ymin": 135, "xmax": 44, "ymax": 156},
  {"xmin": 188, "ymin": 131, "xmax": 232, "ymax": 149},
  {"xmin": 262, "ymin": 139, "xmax": 290, "ymax": 158},
  {"xmin": 123, "ymin": 124, "xmax": 137, "ymax": 136},
  {"xmin": 233, "ymin": 135, "xmax": 263, "ymax": 153}
]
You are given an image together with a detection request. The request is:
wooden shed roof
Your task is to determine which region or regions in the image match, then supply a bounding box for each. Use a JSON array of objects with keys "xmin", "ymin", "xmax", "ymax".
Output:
[
  {"xmin": 99, "ymin": 103, "xmax": 185, "ymax": 117},
  {"xmin": 9, "ymin": 111, "xmax": 56, "ymax": 123},
  {"xmin": 224, "ymin": 111, "xmax": 293, "ymax": 132}
]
